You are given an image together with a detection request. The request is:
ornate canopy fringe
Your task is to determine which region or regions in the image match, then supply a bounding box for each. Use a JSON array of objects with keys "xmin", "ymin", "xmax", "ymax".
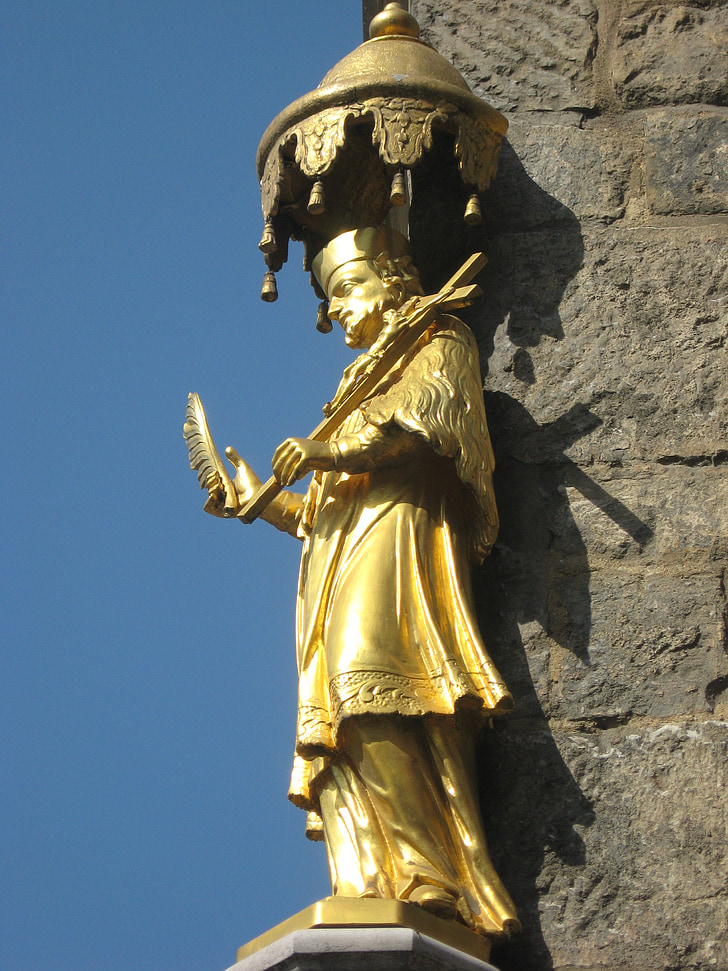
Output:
[{"xmin": 254, "ymin": 3, "xmax": 507, "ymax": 303}]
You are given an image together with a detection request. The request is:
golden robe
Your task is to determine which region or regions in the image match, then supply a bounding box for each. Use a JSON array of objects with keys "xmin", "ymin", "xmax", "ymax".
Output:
[{"xmin": 287, "ymin": 316, "xmax": 519, "ymax": 935}]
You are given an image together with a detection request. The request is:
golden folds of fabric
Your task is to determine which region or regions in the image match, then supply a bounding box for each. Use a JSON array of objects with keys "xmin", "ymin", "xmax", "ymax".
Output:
[{"xmin": 289, "ymin": 316, "xmax": 511, "ymax": 808}]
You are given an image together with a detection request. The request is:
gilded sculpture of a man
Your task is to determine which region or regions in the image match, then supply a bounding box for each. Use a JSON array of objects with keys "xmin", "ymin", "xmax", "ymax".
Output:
[{"xmin": 204, "ymin": 226, "xmax": 519, "ymax": 939}]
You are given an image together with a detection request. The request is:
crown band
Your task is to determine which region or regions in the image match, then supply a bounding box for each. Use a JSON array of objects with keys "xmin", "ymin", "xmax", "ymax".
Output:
[{"xmin": 312, "ymin": 226, "xmax": 410, "ymax": 294}]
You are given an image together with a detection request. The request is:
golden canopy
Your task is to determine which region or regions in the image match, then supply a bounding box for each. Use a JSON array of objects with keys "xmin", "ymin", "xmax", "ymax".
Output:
[{"xmin": 255, "ymin": 2, "xmax": 507, "ymax": 303}]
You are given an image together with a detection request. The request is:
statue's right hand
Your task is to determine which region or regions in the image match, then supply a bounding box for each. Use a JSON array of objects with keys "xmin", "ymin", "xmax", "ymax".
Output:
[
  {"xmin": 225, "ymin": 446, "xmax": 263, "ymax": 508},
  {"xmin": 202, "ymin": 447, "xmax": 260, "ymax": 519},
  {"xmin": 203, "ymin": 471, "xmax": 234, "ymax": 518}
]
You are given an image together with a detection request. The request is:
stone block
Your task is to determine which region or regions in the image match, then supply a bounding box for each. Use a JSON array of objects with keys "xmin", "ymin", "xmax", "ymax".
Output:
[
  {"xmin": 645, "ymin": 108, "xmax": 728, "ymax": 215},
  {"xmin": 412, "ymin": 0, "xmax": 598, "ymax": 113},
  {"xmin": 612, "ymin": 4, "xmax": 728, "ymax": 108},
  {"xmin": 559, "ymin": 464, "xmax": 728, "ymax": 568},
  {"xmin": 474, "ymin": 470, "xmax": 728, "ymax": 722},
  {"xmin": 475, "ymin": 464, "xmax": 728, "ymax": 722},
  {"xmin": 225, "ymin": 927, "xmax": 500, "ymax": 971},
  {"xmin": 479, "ymin": 720, "xmax": 728, "ymax": 971},
  {"xmin": 474, "ymin": 225, "xmax": 728, "ymax": 464},
  {"xmin": 401, "ymin": 3, "xmax": 728, "ymax": 970},
  {"xmin": 552, "ymin": 567, "xmax": 727, "ymax": 721},
  {"xmin": 490, "ymin": 121, "xmax": 636, "ymax": 227}
]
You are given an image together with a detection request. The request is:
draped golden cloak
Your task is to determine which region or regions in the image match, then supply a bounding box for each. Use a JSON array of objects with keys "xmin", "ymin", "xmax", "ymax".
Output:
[
  {"xmin": 285, "ymin": 315, "xmax": 518, "ymax": 935},
  {"xmin": 289, "ymin": 316, "xmax": 513, "ymax": 798}
]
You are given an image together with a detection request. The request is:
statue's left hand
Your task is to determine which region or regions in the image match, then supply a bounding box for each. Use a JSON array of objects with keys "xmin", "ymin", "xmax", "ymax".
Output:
[{"xmin": 272, "ymin": 438, "xmax": 335, "ymax": 486}]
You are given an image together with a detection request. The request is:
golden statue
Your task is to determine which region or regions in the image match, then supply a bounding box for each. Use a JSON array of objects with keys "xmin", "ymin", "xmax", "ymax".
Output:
[
  {"xmin": 186, "ymin": 226, "xmax": 519, "ymax": 940},
  {"xmin": 184, "ymin": 3, "xmax": 521, "ymax": 957}
]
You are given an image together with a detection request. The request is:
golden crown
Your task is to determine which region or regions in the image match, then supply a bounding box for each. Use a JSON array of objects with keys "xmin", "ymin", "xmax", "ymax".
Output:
[{"xmin": 312, "ymin": 226, "xmax": 410, "ymax": 294}]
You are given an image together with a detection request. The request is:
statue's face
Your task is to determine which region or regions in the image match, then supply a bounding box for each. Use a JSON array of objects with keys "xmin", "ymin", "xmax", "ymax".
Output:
[{"xmin": 326, "ymin": 260, "xmax": 398, "ymax": 349}]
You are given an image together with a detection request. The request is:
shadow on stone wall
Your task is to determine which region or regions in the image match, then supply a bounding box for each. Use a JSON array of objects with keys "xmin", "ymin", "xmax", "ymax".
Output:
[
  {"xmin": 474, "ymin": 142, "xmax": 594, "ymax": 971},
  {"xmin": 474, "ymin": 430, "xmax": 599, "ymax": 970},
  {"xmin": 413, "ymin": 138, "xmax": 651, "ymax": 968},
  {"xmin": 479, "ymin": 724, "xmax": 596, "ymax": 971}
]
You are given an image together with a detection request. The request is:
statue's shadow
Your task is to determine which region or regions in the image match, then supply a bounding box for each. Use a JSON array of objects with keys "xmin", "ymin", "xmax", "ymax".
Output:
[
  {"xmin": 471, "ymin": 142, "xmax": 595, "ymax": 970},
  {"xmin": 433, "ymin": 140, "xmax": 651, "ymax": 969},
  {"xmin": 474, "ymin": 415, "xmax": 650, "ymax": 971},
  {"xmin": 473, "ymin": 422, "xmax": 599, "ymax": 971},
  {"xmin": 411, "ymin": 136, "xmax": 653, "ymax": 967}
]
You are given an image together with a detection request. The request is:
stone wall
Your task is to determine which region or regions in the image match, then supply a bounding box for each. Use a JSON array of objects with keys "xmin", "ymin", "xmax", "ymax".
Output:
[{"xmin": 408, "ymin": 1, "xmax": 728, "ymax": 969}]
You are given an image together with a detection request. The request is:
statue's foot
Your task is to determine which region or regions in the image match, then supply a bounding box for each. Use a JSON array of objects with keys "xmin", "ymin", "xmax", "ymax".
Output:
[{"xmin": 409, "ymin": 885, "xmax": 459, "ymax": 920}]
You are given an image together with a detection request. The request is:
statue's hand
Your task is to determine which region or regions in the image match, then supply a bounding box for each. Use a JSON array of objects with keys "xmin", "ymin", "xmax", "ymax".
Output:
[
  {"xmin": 272, "ymin": 438, "xmax": 334, "ymax": 486},
  {"xmin": 225, "ymin": 446, "xmax": 263, "ymax": 508},
  {"xmin": 202, "ymin": 469, "xmax": 237, "ymax": 518},
  {"xmin": 201, "ymin": 446, "xmax": 262, "ymax": 518}
]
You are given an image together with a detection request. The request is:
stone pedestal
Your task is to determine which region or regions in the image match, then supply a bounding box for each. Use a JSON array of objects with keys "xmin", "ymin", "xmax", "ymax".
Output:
[
  {"xmin": 224, "ymin": 927, "xmax": 500, "ymax": 971},
  {"xmin": 224, "ymin": 898, "xmax": 502, "ymax": 971}
]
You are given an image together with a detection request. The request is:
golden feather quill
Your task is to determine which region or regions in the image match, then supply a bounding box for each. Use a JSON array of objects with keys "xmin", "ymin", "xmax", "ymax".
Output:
[{"xmin": 183, "ymin": 392, "xmax": 232, "ymax": 508}]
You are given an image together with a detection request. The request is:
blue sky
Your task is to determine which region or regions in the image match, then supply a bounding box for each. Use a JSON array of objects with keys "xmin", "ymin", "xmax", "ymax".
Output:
[{"xmin": 3, "ymin": 4, "xmax": 364, "ymax": 969}]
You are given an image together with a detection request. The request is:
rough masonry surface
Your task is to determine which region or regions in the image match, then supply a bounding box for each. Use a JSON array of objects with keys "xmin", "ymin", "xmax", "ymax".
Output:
[{"xmin": 410, "ymin": 1, "xmax": 728, "ymax": 968}]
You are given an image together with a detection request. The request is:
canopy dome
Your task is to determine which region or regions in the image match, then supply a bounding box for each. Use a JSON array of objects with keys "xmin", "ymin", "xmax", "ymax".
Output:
[{"xmin": 255, "ymin": 3, "xmax": 507, "ymax": 305}]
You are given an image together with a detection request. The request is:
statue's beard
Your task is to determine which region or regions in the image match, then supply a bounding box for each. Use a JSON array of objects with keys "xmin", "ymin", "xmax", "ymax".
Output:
[{"xmin": 342, "ymin": 296, "xmax": 394, "ymax": 348}]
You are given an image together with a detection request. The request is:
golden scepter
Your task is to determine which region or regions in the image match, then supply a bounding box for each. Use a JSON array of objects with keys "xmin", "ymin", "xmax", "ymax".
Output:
[{"xmin": 184, "ymin": 251, "xmax": 486, "ymax": 524}]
